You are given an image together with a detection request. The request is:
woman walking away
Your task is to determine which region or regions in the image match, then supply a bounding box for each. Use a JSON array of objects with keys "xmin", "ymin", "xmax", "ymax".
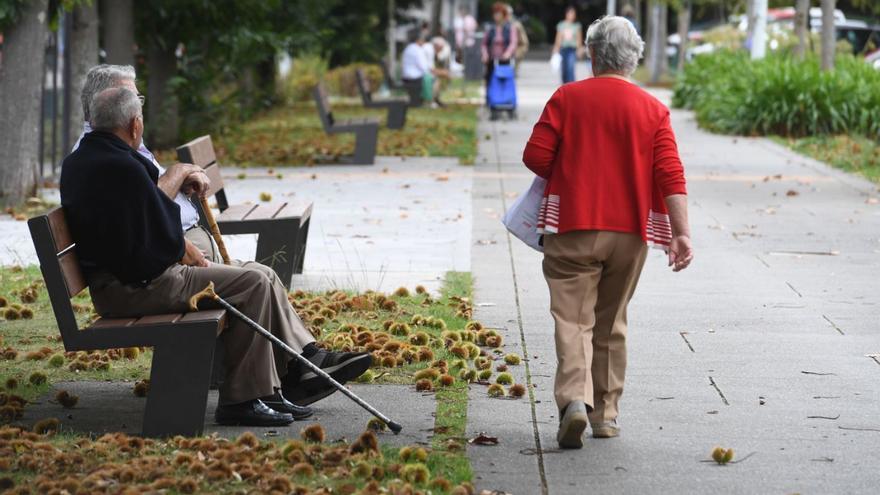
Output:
[
  {"xmin": 553, "ymin": 7, "xmax": 583, "ymax": 84},
  {"xmin": 481, "ymin": 2, "xmax": 518, "ymax": 103},
  {"xmin": 523, "ymin": 16, "xmax": 693, "ymax": 449}
]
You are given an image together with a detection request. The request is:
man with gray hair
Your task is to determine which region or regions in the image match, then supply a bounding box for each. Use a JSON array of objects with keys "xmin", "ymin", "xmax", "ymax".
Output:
[{"xmin": 60, "ymin": 87, "xmax": 372, "ymax": 427}]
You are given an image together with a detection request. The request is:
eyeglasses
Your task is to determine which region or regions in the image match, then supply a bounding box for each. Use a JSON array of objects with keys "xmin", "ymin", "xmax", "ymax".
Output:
[{"xmin": 137, "ymin": 95, "xmax": 145, "ymax": 106}]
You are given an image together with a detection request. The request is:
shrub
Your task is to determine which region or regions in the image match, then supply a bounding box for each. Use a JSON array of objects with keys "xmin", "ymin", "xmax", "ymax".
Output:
[
  {"xmin": 673, "ymin": 51, "xmax": 880, "ymax": 138},
  {"xmin": 325, "ymin": 63, "xmax": 383, "ymax": 97},
  {"xmin": 278, "ymin": 53, "xmax": 329, "ymax": 103}
]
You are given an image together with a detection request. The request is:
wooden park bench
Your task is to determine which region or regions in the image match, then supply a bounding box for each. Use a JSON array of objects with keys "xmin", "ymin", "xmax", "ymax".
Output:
[
  {"xmin": 381, "ymin": 59, "xmax": 423, "ymax": 107},
  {"xmin": 313, "ymin": 83, "xmax": 380, "ymax": 165},
  {"xmin": 28, "ymin": 208, "xmax": 226, "ymax": 437},
  {"xmin": 355, "ymin": 68, "xmax": 408, "ymax": 129},
  {"xmin": 177, "ymin": 135, "xmax": 313, "ymax": 287}
]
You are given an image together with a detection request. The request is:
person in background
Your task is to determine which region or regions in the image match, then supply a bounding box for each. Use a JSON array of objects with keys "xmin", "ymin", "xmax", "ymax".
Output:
[
  {"xmin": 454, "ymin": 5, "xmax": 478, "ymax": 64},
  {"xmin": 507, "ymin": 4, "xmax": 530, "ymax": 76},
  {"xmin": 523, "ymin": 16, "xmax": 692, "ymax": 449},
  {"xmin": 481, "ymin": 2, "xmax": 518, "ymax": 102},
  {"xmin": 553, "ymin": 6, "xmax": 583, "ymax": 84},
  {"xmin": 622, "ymin": 4, "xmax": 639, "ymax": 34},
  {"xmin": 431, "ymin": 36, "xmax": 452, "ymax": 107},
  {"xmin": 401, "ymin": 30, "xmax": 432, "ymax": 106}
]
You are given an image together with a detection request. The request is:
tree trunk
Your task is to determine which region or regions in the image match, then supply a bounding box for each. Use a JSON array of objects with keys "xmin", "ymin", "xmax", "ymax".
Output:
[
  {"xmin": 387, "ymin": 0, "xmax": 397, "ymax": 77},
  {"xmin": 430, "ymin": 0, "xmax": 442, "ymax": 37},
  {"xmin": 145, "ymin": 41, "xmax": 179, "ymax": 149},
  {"xmin": 820, "ymin": 0, "xmax": 836, "ymax": 70},
  {"xmin": 676, "ymin": 1, "xmax": 691, "ymax": 72},
  {"xmin": 68, "ymin": 1, "xmax": 99, "ymax": 149},
  {"xmin": 793, "ymin": 0, "xmax": 809, "ymax": 59},
  {"xmin": 750, "ymin": 0, "xmax": 767, "ymax": 59},
  {"xmin": 100, "ymin": 0, "xmax": 135, "ymax": 66},
  {"xmin": 0, "ymin": 0, "xmax": 48, "ymax": 206},
  {"xmin": 607, "ymin": 0, "xmax": 617, "ymax": 16},
  {"xmin": 633, "ymin": 0, "xmax": 642, "ymax": 35},
  {"xmin": 646, "ymin": 0, "xmax": 667, "ymax": 84}
]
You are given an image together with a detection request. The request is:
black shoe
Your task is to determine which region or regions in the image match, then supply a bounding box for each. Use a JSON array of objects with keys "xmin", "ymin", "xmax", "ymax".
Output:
[
  {"xmin": 260, "ymin": 390, "xmax": 314, "ymax": 420},
  {"xmin": 282, "ymin": 350, "xmax": 372, "ymax": 406},
  {"xmin": 215, "ymin": 399, "xmax": 294, "ymax": 427}
]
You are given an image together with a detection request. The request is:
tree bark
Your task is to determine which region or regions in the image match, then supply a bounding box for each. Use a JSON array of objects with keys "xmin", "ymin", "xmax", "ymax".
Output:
[
  {"xmin": 68, "ymin": 1, "xmax": 99, "ymax": 149},
  {"xmin": 0, "ymin": 0, "xmax": 48, "ymax": 206},
  {"xmin": 793, "ymin": 0, "xmax": 809, "ymax": 59},
  {"xmin": 633, "ymin": 0, "xmax": 642, "ymax": 35},
  {"xmin": 100, "ymin": 0, "xmax": 135, "ymax": 66},
  {"xmin": 821, "ymin": 0, "xmax": 836, "ymax": 70},
  {"xmin": 145, "ymin": 41, "xmax": 179, "ymax": 149},
  {"xmin": 676, "ymin": 1, "xmax": 691, "ymax": 72},
  {"xmin": 646, "ymin": 0, "xmax": 667, "ymax": 84},
  {"xmin": 430, "ymin": 0, "xmax": 442, "ymax": 37}
]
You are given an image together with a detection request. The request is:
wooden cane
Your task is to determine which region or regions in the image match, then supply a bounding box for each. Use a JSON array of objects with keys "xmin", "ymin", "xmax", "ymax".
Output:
[
  {"xmin": 189, "ymin": 282, "xmax": 403, "ymax": 434},
  {"xmin": 199, "ymin": 197, "xmax": 231, "ymax": 265}
]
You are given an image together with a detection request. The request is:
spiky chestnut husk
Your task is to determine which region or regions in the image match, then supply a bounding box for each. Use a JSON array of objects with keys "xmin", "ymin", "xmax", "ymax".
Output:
[
  {"xmin": 389, "ymin": 323, "xmax": 411, "ymax": 336},
  {"xmin": 416, "ymin": 347, "xmax": 434, "ymax": 362},
  {"xmin": 382, "ymin": 341, "xmax": 402, "ymax": 353},
  {"xmin": 3, "ymin": 308, "xmax": 20, "ymax": 320},
  {"xmin": 415, "ymin": 285, "xmax": 427, "ymax": 294},
  {"xmin": 380, "ymin": 355, "xmax": 398, "ymax": 368},
  {"xmin": 415, "ymin": 379, "xmax": 433, "ymax": 392},
  {"xmin": 32, "ymin": 417, "xmax": 60, "ymax": 435},
  {"xmin": 0, "ymin": 349, "xmax": 14, "ymax": 362},
  {"xmin": 504, "ymin": 353, "xmax": 522, "ymax": 365},
  {"xmin": 478, "ymin": 369, "xmax": 493, "ymax": 381},
  {"xmin": 449, "ymin": 345, "xmax": 468, "ymax": 359},
  {"xmin": 366, "ymin": 417, "xmax": 388, "ymax": 432},
  {"xmin": 449, "ymin": 359, "xmax": 468, "ymax": 371},
  {"xmin": 401, "ymin": 463, "xmax": 430, "ymax": 484},
  {"xmin": 410, "ymin": 315, "xmax": 426, "ymax": 326},
  {"xmin": 495, "ymin": 372, "xmax": 514, "ymax": 385},
  {"xmin": 474, "ymin": 357, "xmax": 492, "ymax": 370},
  {"xmin": 0, "ymin": 296, "xmax": 7, "ymax": 308},
  {"xmin": 496, "ymin": 364, "xmax": 508, "ymax": 372},
  {"xmin": 291, "ymin": 462, "xmax": 316, "ymax": 477},
  {"xmin": 349, "ymin": 430, "xmax": 380, "ymax": 456},
  {"xmin": 441, "ymin": 331, "xmax": 461, "ymax": 342},
  {"xmin": 28, "ymin": 372, "xmax": 47, "ymax": 386},
  {"xmin": 122, "ymin": 347, "xmax": 140, "ymax": 360},
  {"xmin": 55, "ymin": 390, "xmax": 79, "ymax": 408},
  {"xmin": 439, "ymin": 374, "xmax": 455, "ymax": 387},
  {"xmin": 487, "ymin": 384, "xmax": 506, "ymax": 397},
  {"xmin": 301, "ymin": 423, "xmax": 325, "ymax": 443},
  {"xmin": 393, "ymin": 287, "xmax": 410, "ymax": 298},
  {"xmin": 400, "ymin": 348, "xmax": 416, "ymax": 363},
  {"xmin": 381, "ymin": 299, "xmax": 398, "ymax": 311},
  {"xmin": 509, "ymin": 383, "xmax": 527, "ymax": 398},
  {"xmin": 465, "ymin": 321, "xmax": 483, "ymax": 332},
  {"xmin": 177, "ymin": 478, "xmax": 199, "ymax": 494},
  {"xmin": 485, "ymin": 335, "xmax": 503, "ymax": 348},
  {"xmin": 355, "ymin": 370, "xmax": 376, "ymax": 383},
  {"xmin": 459, "ymin": 369, "xmax": 478, "ymax": 382},
  {"xmin": 430, "ymin": 477, "xmax": 453, "ymax": 492},
  {"xmin": 133, "ymin": 379, "xmax": 150, "ymax": 397},
  {"xmin": 19, "ymin": 308, "xmax": 33, "ymax": 319},
  {"xmin": 4, "ymin": 378, "xmax": 17, "ymax": 389}
]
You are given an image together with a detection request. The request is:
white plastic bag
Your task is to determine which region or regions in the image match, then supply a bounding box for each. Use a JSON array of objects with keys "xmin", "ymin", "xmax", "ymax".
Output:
[
  {"xmin": 549, "ymin": 52, "xmax": 561, "ymax": 73},
  {"xmin": 502, "ymin": 177, "xmax": 547, "ymax": 252}
]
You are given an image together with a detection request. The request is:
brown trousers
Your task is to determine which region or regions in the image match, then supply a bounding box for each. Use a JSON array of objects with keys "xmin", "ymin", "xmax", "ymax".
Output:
[
  {"xmin": 542, "ymin": 230, "xmax": 647, "ymax": 424},
  {"xmin": 88, "ymin": 227, "xmax": 314, "ymax": 405}
]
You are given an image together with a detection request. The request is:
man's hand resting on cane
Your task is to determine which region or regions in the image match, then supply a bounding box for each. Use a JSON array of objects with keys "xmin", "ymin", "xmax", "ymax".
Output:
[{"xmin": 181, "ymin": 239, "xmax": 209, "ymax": 267}]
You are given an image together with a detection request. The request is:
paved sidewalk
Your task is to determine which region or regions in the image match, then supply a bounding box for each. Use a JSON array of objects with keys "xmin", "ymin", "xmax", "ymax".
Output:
[{"xmin": 467, "ymin": 61, "xmax": 880, "ymax": 494}]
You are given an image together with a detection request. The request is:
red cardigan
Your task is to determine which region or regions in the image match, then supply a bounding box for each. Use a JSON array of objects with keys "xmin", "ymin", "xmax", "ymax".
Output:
[{"xmin": 522, "ymin": 77, "xmax": 687, "ymax": 247}]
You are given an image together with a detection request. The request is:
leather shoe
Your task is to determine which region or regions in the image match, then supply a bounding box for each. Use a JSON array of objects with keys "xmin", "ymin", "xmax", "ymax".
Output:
[
  {"xmin": 282, "ymin": 350, "xmax": 371, "ymax": 406},
  {"xmin": 215, "ymin": 399, "xmax": 294, "ymax": 427},
  {"xmin": 260, "ymin": 390, "xmax": 313, "ymax": 420}
]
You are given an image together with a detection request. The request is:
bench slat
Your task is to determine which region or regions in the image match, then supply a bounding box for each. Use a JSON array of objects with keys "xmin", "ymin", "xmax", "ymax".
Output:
[
  {"xmin": 47, "ymin": 208, "xmax": 74, "ymax": 253},
  {"xmin": 90, "ymin": 317, "xmax": 137, "ymax": 329},
  {"xmin": 58, "ymin": 251, "xmax": 87, "ymax": 297},
  {"xmin": 202, "ymin": 163, "xmax": 224, "ymax": 198},
  {"xmin": 272, "ymin": 201, "xmax": 313, "ymax": 221},
  {"xmin": 245, "ymin": 203, "xmax": 288, "ymax": 221},
  {"xmin": 216, "ymin": 203, "xmax": 258, "ymax": 223},
  {"xmin": 177, "ymin": 135, "xmax": 216, "ymax": 168},
  {"xmin": 135, "ymin": 314, "xmax": 184, "ymax": 326}
]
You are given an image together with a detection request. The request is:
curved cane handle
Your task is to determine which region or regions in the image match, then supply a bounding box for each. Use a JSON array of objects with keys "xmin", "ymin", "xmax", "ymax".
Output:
[{"xmin": 188, "ymin": 282, "xmax": 219, "ymax": 311}]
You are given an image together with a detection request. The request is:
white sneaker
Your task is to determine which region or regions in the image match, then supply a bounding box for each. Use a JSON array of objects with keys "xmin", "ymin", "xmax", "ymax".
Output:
[
  {"xmin": 557, "ymin": 402, "xmax": 588, "ymax": 449},
  {"xmin": 591, "ymin": 419, "xmax": 620, "ymax": 438}
]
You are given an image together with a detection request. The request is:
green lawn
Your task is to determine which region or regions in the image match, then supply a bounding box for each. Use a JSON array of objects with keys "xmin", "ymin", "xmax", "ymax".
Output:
[
  {"xmin": 776, "ymin": 134, "xmax": 880, "ymax": 185},
  {"xmin": 0, "ymin": 268, "xmax": 483, "ymax": 493},
  {"xmin": 156, "ymin": 101, "xmax": 478, "ymax": 168}
]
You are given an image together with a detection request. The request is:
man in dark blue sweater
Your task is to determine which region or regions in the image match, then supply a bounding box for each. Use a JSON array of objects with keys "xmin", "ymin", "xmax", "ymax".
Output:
[{"xmin": 61, "ymin": 87, "xmax": 370, "ymax": 427}]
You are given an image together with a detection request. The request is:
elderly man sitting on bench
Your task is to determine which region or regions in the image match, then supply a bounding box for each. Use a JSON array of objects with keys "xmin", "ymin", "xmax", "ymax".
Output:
[{"xmin": 60, "ymin": 86, "xmax": 370, "ymax": 427}]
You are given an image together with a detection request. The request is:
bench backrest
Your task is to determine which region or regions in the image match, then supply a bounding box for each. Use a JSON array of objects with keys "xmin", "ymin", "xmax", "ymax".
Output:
[
  {"xmin": 176, "ymin": 135, "xmax": 229, "ymax": 211},
  {"xmin": 313, "ymin": 83, "xmax": 335, "ymax": 131},
  {"xmin": 28, "ymin": 208, "xmax": 87, "ymax": 348},
  {"xmin": 355, "ymin": 69, "xmax": 372, "ymax": 103}
]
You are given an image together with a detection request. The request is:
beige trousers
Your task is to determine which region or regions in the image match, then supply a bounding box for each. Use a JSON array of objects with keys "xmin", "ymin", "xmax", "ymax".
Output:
[
  {"xmin": 89, "ymin": 227, "xmax": 314, "ymax": 405},
  {"xmin": 542, "ymin": 230, "xmax": 647, "ymax": 424}
]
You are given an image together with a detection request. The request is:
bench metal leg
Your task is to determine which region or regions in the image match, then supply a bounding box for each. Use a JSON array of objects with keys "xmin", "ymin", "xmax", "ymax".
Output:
[
  {"xmin": 255, "ymin": 220, "xmax": 301, "ymax": 289},
  {"xmin": 352, "ymin": 125, "xmax": 379, "ymax": 165},
  {"xmin": 142, "ymin": 325, "xmax": 216, "ymax": 437},
  {"xmin": 386, "ymin": 103, "xmax": 407, "ymax": 129},
  {"xmin": 292, "ymin": 217, "xmax": 310, "ymax": 275}
]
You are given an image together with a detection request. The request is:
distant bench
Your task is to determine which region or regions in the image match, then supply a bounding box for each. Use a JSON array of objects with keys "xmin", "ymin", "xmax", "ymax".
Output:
[
  {"xmin": 313, "ymin": 83, "xmax": 380, "ymax": 165},
  {"xmin": 28, "ymin": 208, "xmax": 226, "ymax": 437},
  {"xmin": 382, "ymin": 59, "xmax": 423, "ymax": 107},
  {"xmin": 177, "ymin": 135, "xmax": 312, "ymax": 286},
  {"xmin": 355, "ymin": 68, "xmax": 408, "ymax": 129}
]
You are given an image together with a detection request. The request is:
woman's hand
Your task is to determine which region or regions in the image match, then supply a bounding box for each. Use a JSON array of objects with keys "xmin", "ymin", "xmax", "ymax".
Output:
[
  {"xmin": 667, "ymin": 235, "xmax": 693, "ymax": 272},
  {"xmin": 181, "ymin": 239, "xmax": 209, "ymax": 267}
]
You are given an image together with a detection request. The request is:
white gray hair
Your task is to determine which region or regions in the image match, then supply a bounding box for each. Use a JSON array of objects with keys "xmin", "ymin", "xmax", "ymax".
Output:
[
  {"xmin": 81, "ymin": 64, "xmax": 136, "ymax": 121},
  {"xmin": 586, "ymin": 16, "xmax": 644, "ymax": 76},
  {"xmin": 89, "ymin": 87, "xmax": 142, "ymax": 133}
]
